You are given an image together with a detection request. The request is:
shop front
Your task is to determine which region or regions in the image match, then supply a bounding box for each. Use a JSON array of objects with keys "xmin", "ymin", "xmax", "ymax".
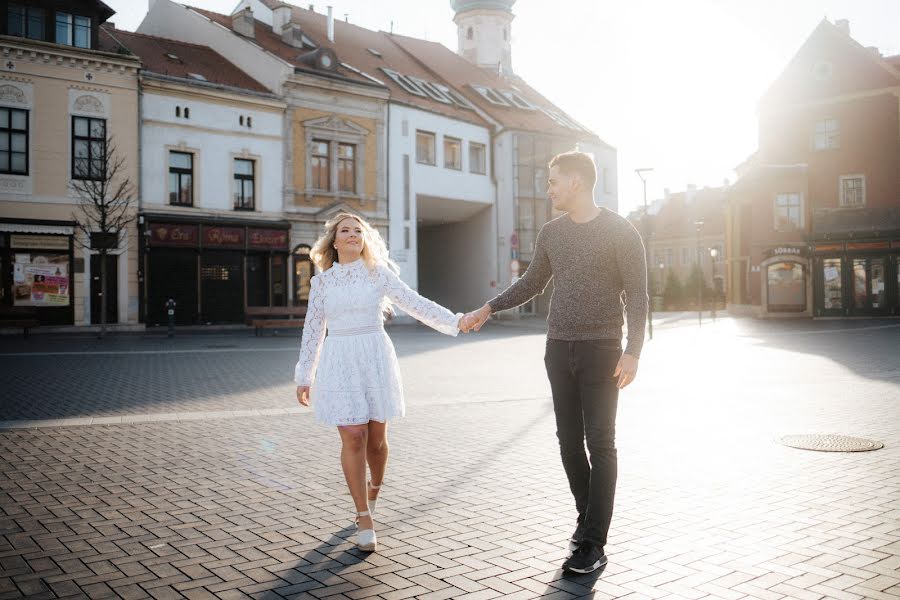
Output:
[
  {"xmin": 0, "ymin": 222, "xmax": 75, "ymax": 326},
  {"xmin": 760, "ymin": 245, "xmax": 810, "ymax": 316},
  {"xmin": 813, "ymin": 240, "xmax": 900, "ymax": 317},
  {"xmin": 141, "ymin": 217, "xmax": 289, "ymax": 326}
]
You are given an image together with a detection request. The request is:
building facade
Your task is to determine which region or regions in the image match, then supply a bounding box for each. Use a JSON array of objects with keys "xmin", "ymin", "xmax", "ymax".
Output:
[
  {"xmin": 102, "ymin": 28, "xmax": 289, "ymax": 326},
  {"xmin": 727, "ymin": 19, "xmax": 900, "ymax": 317},
  {"xmin": 138, "ymin": 0, "xmax": 389, "ymax": 315},
  {"xmin": 0, "ymin": 0, "xmax": 141, "ymax": 328}
]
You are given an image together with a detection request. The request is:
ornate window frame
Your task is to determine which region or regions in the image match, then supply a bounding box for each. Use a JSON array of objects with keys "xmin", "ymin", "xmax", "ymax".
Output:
[{"xmin": 302, "ymin": 115, "xmax": 368, "ymax": 199}]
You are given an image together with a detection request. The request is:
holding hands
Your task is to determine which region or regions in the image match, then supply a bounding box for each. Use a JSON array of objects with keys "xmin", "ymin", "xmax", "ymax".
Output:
[{"xmin": 458, "ymin": 303, "xmax": 492, "ymax": 333}]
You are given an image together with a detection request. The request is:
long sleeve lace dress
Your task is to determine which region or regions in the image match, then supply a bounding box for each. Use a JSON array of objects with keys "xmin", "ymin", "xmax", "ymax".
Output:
[{"xmin": 294, "ymin": 259, "xmax": 461, "ymax": 426}]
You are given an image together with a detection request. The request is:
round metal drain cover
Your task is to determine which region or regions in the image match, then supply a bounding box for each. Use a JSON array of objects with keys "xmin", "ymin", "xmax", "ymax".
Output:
[{"xmin": 779, "ymin": 434, "xmax": 883, "ymax": 452}]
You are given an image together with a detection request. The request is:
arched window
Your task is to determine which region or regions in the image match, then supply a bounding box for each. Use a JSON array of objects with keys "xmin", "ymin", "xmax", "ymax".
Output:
[
  {"xmin": 466, "ymin": 26, "xmax": 473, "ymax": 40},
  {"xmin": 767, "ymin": 261, "xmax": 806, "ymax": 312},
  {"xmin": 293, "ymin": 244, "xmax": 313, "ymax": 305}
]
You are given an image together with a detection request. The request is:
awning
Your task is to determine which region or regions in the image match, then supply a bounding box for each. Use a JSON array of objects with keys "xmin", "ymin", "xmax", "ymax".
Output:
[{"xmin": 0, "ymin": 223, "xmax": 74, "ymax": 235}]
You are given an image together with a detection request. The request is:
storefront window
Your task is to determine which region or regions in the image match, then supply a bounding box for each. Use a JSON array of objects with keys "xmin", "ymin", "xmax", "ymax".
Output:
[
  {"xmin": 853, "ymin": 258, "xmax": 887, "ymax": 310},
  {"xmin": 822, "ymin": 258, "xmax": 842, "ymax": 310},
  {"xmin": 13, "ymin": 253, "xmax": 70, "ymax": 306},
  {"xmin": 767, "ymin": 262, "xmax": 805, "ymax": 311},
  {"xmin": 293, "ymin": 245, "xmax": 312, "ymax": 305}
]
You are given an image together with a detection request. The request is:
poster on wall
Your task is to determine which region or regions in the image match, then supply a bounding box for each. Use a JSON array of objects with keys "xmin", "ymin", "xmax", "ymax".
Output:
[{"xmin": 13, "ymin": 254, "xmax": 70, "ymax": 306}]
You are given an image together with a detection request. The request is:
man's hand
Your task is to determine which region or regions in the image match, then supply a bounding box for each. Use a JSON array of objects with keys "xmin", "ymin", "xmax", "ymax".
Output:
[
  {"xmin": 462, "ymin": 304, "xmax": 491, "ymax": 332},
  {"xmin": 296, "ymin": 385, "xmax": 310, "ymax": 406},
  {"xmin": 613, "ymin": 354, "xmax": 639, "ymax": 389}
]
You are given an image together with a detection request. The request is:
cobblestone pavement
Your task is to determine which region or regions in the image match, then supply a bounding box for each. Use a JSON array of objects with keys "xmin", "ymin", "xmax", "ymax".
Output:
[{"xmin": 1, "ymin": 318, "xmax": 899, "ymax": 599}]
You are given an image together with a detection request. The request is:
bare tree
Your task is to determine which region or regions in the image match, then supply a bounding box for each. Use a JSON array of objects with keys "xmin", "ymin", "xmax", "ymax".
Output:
[{"xmin": 71, "ymin": 135, "xmax": 136, "ymax": 339}]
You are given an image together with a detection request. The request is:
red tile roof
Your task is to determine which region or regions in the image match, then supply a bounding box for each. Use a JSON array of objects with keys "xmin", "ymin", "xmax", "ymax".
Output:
[
  {"xmin": 99, "ymin": 27, "xmax": 270, "ymax": 94},
  {"xmin": 190, "ymin": 1, "xmax": 602, "ymax": 141}
]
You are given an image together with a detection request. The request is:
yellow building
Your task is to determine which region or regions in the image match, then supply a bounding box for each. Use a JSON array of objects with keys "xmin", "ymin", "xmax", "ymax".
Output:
[{"xmin": 0, "ymin": 1, "xmax": 140, "ymax": 328}]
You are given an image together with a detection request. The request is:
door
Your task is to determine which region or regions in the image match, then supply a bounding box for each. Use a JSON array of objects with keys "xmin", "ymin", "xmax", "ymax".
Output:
[
  {"xmin": 147, "ymin": 249, "xmax": 198, "ymax": 326},
  {"xmin": 850, "ymin": 256, "xmax": 889, "ymax": 315},
  {"xmin": 814, "ymin": 257, "xmax": 844, "ymax": 317},
  {"xmin": 200, "ymin": 251, "xmax": 244, "ymax": 323},
  {"xmin": 90, "ymin": 254, "xmax": 118, "ymax": 324},
  {"xmin": 246, "ymin": 253, "xmax": 269, "ymax": 307}
]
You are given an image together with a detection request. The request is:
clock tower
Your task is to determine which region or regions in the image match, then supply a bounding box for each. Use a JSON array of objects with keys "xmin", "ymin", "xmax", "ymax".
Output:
[{"xmin": 451, "ymin": 0, "xmax": 516, "ymax": 75}]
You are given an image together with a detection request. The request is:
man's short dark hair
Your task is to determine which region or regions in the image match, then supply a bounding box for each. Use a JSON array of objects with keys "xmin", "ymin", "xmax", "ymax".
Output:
[{"xmin": 549, "ymin": 151, "xmax": 597, "ymax": 191}]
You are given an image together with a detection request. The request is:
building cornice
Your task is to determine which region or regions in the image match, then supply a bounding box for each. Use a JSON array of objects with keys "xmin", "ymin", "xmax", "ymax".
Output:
[
  {"xmin": 139, "ymin": 73, "xmax": 285, "ymax": 109},
  {"xmin": 0, "ymin": 35, "xmax": 141, "ymax": 74}
]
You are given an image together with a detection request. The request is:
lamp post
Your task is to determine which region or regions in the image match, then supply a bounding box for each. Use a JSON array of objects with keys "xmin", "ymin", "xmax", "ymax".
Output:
[
  {"xmin": 635, "ymin": 168, "xmax": 654, "ymax": 339},
  {"xmin": 694, "ymin": 220, "xmax": 704, "ymax": 325},
  {"xmin": 709, "ymin": 247, "xmax": 718, "ymax": 321}
]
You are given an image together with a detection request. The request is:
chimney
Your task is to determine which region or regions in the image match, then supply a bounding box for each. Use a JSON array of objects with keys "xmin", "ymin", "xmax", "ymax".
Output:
[
  {"xmin": 327, "ymin": 6, "xmax": 334, "ymax": 42},
  {"xmin": 106, "ymin": 21, "xmax": 116, "ymax": 29},
  {"xmin": 835, "ymin": 18, "xmax": 850, "ymax": 36},
  {"xmin": 231, "ymin": 6, "xmax": 255, "ymax": 38},
  {"xmin": 308, "ymin": 4, "xmax": 315, "ymax": 11},
  {"xmin": 272, "ymin": 3, "xmax": 291, "ymax": 33}
]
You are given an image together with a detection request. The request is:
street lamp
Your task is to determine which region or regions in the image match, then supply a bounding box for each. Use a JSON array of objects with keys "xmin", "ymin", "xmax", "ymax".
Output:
[
  {"xmin": 635, "ymin": 168, "xmax": 654, "ymax": 339},
  {"xmin": 709, "ymin": 247, "xmax": 718, "ymax": 321}
]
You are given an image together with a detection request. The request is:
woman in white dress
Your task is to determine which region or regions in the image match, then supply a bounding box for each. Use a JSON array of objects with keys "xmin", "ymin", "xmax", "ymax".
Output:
[{"xmin": 294, "ymin": 213, "xmax": 466, "ymax": 552}]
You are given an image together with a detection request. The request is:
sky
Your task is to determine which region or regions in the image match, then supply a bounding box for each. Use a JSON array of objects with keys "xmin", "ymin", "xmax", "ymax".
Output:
[{"xmin": 107, "ymin": 0, "xmax": 900, "ymax": 217}]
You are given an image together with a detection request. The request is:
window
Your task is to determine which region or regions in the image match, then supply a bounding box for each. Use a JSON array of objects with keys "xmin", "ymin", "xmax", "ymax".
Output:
[
  {"xmin": 0, "ymin": 108, "xmax": 29, "ymax": 175},
  {"xmin": 469, "ymin": 142, "xmax": 486, "ymax": 174},
  {"xmin": 410, "ymin": 77, "xmax": 453, "ymax": 104},
  {"xmin": 72, "ymin": 116, "xmax": 106, "ymax": 180},
  {"xmin": 503, "ymin": 91, "xmax": 537, "ymax": 110},
  {"xmin": 55, "ymin": 13, "xmax": 91, "ymax": 48},
  {"xmin": 822, "ymin": 258, "xmax": 842, "ymax": 310},
  {"xmin": 184, "ymin": 107, "xmax": 190, "ymax": 119},
  {"xmin": 814, "ymin": 119, "xmax": 839, "ymax": 150},
  {"xmin": 466, "ymin": 27, "xmax": 473, "ymax": 40},
  {"xmin": 8, "ymin": 4, "xmax": 45, "ymax": 40},
  {"xmin": 176, "ymin": 106, "xmax": 181, "ymax": 118},
  {"xmin": 168, "ymin": 151, "xmax": 193, "ymax": 206},
  {"xmin": 233, "ymin": 158, "xmax": 255, "ymax": 210},
  {"xmin": 774, "ymin": 193, "xmax": 802, "ymax": 231},
  {"xmin": 444, "ymin": 137, "xmax": 462, "ymax": 170},
  {"xmin": 380, "ymin": 68, "xmax": 427, "ymax": 97},
  {"xmin": 840, "ymin": 176, "xmax": 865, "ymax": 207},
  {"xmin": 472, "ymin": 85, "xmax": 511, "ymax": 107},
  {"xmin": 681, "ymin": 247, "xmax": 690, "ymax": 265},
  {"xmin": 311, "ymin": 139, "xmax": 330, "ymax": 191},
  {"xmin": 767, "ymin": 262, "xmax": 806, "ymax": 311},
  {"xmin": 434, "ymin": 83, "xmax": 475, "ymax": 110},
  {"xmin": 665, "ymin": 248, "xmax": 674, "ymax": 267},
  {"xmin": 337, "ymin": 143, "xmax": 355, "ymax": 193},
  {"xmin": 416, "ymin": 131, "xmax": 435, "ymax": 165}
]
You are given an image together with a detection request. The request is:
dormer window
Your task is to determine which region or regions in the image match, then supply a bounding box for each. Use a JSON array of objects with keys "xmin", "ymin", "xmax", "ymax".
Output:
[
  {"xmin": 471, "ymin": 85, "xmax": 511, "ymax": 107},
  {"xmin": 367, "ymin": 47, "xmax": 382, "ymax": 58},
  {"xmin": 188, "ymin": 72, "xmax": 207, "ymax": 81},
  {"xmin": 503, "ymin": 90, "xmax": 537, "ymax": 110},
  {"xmin": 55, "ymin": 13, "xmax": 92, "ymax": 48},
  {"xmin": 434, "ymin": 84, "xmax": 475, "ymax": 110},
  {"xmin": 380, "ymin": 68, "xmax": 427, "ymax": 97},
  {"xmin": 8, "ymin": 4, "xmax": 46, "ymax": 41},
  {"xmin": 410, "ymin": 77, "xmax": 453, "ymax": 104}
]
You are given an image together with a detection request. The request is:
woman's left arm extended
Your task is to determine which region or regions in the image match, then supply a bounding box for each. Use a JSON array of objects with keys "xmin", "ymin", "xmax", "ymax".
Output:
[{"xmin": 378, "ymin": 266, "xmax": 462, "ymax": 336}]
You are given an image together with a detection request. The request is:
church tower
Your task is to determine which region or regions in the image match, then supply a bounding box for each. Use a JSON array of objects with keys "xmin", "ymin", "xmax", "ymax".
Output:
[{"xmin": 451, "ymin": 0, "xmax": 516, "ymax": 75}]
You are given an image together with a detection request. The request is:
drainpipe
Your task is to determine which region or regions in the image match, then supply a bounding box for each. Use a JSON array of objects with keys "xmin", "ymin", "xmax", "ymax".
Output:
[{"xmin": 490, "ymin": 125, "xmax": 506, "ymax": 296}]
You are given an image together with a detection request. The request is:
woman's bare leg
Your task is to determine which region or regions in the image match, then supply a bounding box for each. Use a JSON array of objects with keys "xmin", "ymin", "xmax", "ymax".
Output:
[
  {"xmin": 338, "ymin": 425, "xmax": 372, "ymax": 530},
  {"xmin": 366, "ymin": 421, "xmax": 389, "ymax": 503}
]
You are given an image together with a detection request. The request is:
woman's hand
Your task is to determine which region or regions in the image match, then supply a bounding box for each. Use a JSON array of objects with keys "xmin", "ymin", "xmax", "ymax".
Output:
[{"xmin": 296, "ymin": 385, "xmax": 310, "ymax": 406}]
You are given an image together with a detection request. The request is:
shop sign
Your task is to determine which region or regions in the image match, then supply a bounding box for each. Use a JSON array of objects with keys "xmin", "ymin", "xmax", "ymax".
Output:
[
  {"xmin": 846, "ymin": 241, "xmax": 889, "ymax": 251},
  {"xmin": 13, "ymin": 254, "xmax": 70, "ymax": 306},
  {"xmin": 248, "ymin": 228, "xmax": 288, "ymax": 250},
  {"xmin": 813, "ymin": 243, "xmax": 843, "ymax": 252},
  {"xmin": 10, "ymin": 234, "xmax": 69, "ymax": 250},
  {"xmin": 203, "ymin": 226, "xmax": 245, "ymax": 248},
  {"xmin": 149, "ymin": 223, "xmax": 198, "ymax": 247},
  {"xmin": 763, "ymin": 246, "xmax": 807, "ymax": 260}
]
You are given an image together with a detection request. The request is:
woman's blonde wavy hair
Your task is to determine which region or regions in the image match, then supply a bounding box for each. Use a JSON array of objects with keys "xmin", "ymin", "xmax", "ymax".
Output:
[{"xmin": 310, "ymin": 212, "xmax": 400, "ymax": 315}]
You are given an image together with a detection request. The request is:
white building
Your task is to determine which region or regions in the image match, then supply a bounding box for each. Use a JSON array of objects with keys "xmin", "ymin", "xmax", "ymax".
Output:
[{"xmin": 103, "ymin": 27, "xmax": 288, "ymax": 325}]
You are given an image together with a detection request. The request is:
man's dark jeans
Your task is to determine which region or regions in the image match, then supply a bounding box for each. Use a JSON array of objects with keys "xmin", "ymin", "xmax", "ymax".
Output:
[{"xmin": 544, "ymin": 338, "xmax": 622, "ymax": 549}]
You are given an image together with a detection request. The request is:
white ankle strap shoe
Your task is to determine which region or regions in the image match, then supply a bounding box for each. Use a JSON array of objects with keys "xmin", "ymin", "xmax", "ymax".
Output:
[{"xmin": 356, "ymin": 510, "xmax": 377, "ymax": 552}]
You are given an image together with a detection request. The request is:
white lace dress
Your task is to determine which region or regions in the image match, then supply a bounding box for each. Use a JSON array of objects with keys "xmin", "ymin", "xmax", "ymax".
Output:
[{"xmin": 294, "ymin": 259, "xmax": 462, "ymax": 427}]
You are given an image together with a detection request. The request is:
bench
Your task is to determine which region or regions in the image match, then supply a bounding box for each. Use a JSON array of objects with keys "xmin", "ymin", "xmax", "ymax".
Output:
[
  {"xmin": 0, "ymin": 307, "xmax": 39, "ymax": 338},
  {"xmin": 245, "ymin": 306, "xmax": 307, "ymax": 336}
]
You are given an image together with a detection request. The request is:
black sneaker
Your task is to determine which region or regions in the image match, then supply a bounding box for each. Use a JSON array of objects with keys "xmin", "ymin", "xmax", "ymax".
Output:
[
  {"xmin": 568, "ymin": 519, "xmax": 587, "ymax": 553},
  {"xmin": 563, "ymin": 543, "xmax": 607, "ymax": 574}
]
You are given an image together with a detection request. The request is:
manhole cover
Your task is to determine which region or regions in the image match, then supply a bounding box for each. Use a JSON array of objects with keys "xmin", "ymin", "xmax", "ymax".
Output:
[{"xmin": 779, "ymin": 434, "xmax": 883, "ymax": 452}]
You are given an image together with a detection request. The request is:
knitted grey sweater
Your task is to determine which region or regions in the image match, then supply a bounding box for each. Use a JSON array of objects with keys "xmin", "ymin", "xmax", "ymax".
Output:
[{"xmin": 488, "ymin": 209, "xmax": 649, "ymax": 358}]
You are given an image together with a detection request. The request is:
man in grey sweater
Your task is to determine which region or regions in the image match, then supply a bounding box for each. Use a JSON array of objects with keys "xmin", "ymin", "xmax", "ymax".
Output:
[{"xmin": 463, "ymin": 151, "xmax": 648, "ymax": 574}]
